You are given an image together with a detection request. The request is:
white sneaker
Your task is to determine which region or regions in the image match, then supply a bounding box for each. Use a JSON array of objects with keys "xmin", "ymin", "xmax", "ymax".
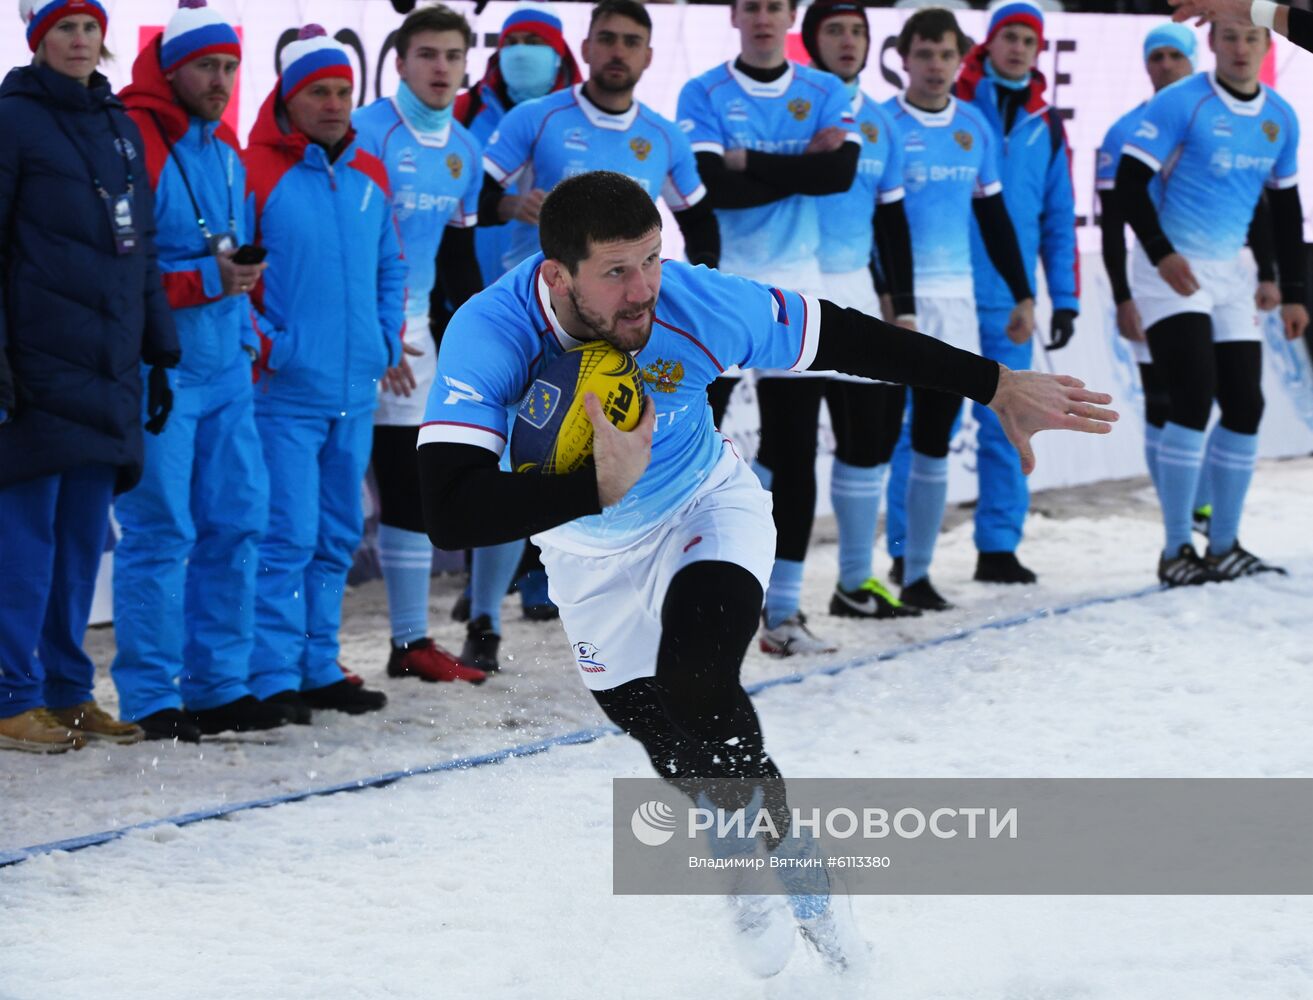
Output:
[
  {"xmin": 798, "ymin": 890, "xmax": 870, "ymax": 977},
  {"xmin": 759, "ymin": 612, "xmax": 839, "ymax": 657},
  {"xmin": 726, "ymin": 891, "xmax": 797, "ymax": 978}
]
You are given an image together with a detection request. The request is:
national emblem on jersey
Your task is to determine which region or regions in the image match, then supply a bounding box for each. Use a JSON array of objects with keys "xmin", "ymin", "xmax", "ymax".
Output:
[
  {"xmin": 954, "ymin": 130, "xmax": 973, "ymax": 151},
  {"xmin": 630, "ymin": 136, "xmax": 652, "ymax": 162},
  {"xmin": 788, "ymin": 98, "xmax": 811, "ymax": 122},
  {"xmin": 861, "ymin": 122, "xmax": 879, "ymax": 143},
  {"xmin": 446, "ymin": 153, "xmax": 463, "ymax": 179},
  {"xmin": 642, "ymin": 358, "xmax": 685, "ymax": 393},
  {"xmin": 1263, "ymin": 120, "xmax": 1280, "ymax": 143}
]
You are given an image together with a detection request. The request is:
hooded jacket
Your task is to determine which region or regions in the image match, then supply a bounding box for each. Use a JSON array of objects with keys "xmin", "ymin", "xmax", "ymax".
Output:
[
  {"xmin": 0, "ymin": 64, "xmax": 179, "ymax": 492},
  {"xmin": 120, "ymin": 37, "xmax": 256, "ymax": 386},
  {"xmin": 954, "ymin": 47, "xmax": 1080, "ymax": 315},
  {"xmin": 243, "ymin": 86, "xmax": 405, "ymax": 417}
]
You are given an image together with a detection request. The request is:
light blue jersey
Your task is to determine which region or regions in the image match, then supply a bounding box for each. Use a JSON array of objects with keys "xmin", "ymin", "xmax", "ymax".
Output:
[
  {"xmin": 883, "ymin": 95, "xmax": 1001, "ymax": 299},
  {"xmin": 677, "ymin": 61, "xmax": 857, "ymax": 278},
  {"xmin": 352, "ymin": 99, "xmax": 481, "ymax": 319},
  {"xmin": 484, "ymin": 84, "xmax": 706, "ymax": 273},
  {"xmin": 1121, "ymin": 72, "xmax": 1299, "ymax": 261},
  {"xmin": 421, "ymin": 254, "xmax": 820, "ymax": 549},
  {"xmin": 1097, "ymin": 100, "xmax": 1156, "ymax": 198},
  {"xmin": 817, "ymin": 91, "xmax": 904, "ymax": 275}
]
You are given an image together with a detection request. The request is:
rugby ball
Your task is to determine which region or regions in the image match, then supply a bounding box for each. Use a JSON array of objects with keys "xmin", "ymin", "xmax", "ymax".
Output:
[{"xmin": 510, "ymin": 341, "xmax": 645, "ymax": 474}]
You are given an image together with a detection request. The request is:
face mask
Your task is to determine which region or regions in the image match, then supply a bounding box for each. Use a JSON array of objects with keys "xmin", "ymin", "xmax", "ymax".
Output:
[
  {"xmin": 396, "ymin": 79, "xmax": 452, "ymax": 137},
  {"xmin": 985, "ymin": 57, "xmax": 1030, "ymax": 90},
  {"xmin": 500, "ymin": 44, "xmax": 560, "ymax": 105}
]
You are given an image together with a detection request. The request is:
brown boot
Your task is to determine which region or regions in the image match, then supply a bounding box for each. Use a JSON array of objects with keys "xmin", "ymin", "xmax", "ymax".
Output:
[
  {"xmin": 0, "ymin": 708, "xmax": 87, "ymax": 753},
  {"xmin": 49, "ymin": 701, "xmax": 144, "ymax": 745}
]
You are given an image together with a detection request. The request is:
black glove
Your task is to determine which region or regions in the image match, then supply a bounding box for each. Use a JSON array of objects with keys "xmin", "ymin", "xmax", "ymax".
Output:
[
  {"xmin": 144, "ymin": 365, "xmax": 173, "ymax": 435},
  {"xmin": 1047, "ymin": 308, "xmax": 1077, "ymax": 351}
]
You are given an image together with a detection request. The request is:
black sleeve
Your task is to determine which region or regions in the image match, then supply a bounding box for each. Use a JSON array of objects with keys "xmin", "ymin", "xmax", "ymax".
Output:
[
  {"xmin": 870, "ymin": 257, "xmax": 889, "ymax": 298},
  {"xmin": 810, "ymin": 299, "xmax": 1000, "ymax": 404},
  {"xmin": 1248, "ymin": 190, "xmax": 1277, "ymax": 284},
  {"xmin": 673, "ymin": 198, "xmax": 720, "ymax": 269},
  {"xmin": 1098, "ymin": 187, "xmax": 1132, "ymax": 305},
  {"xmin": 419, "ymin": 442, "xmax": 603, "ymax": 549},
  {"xmin": 1267, "ymin": 184, "xmax": 1308, "ymax": 305},
  {"xmin": 436, "ymin": 226, "xmax": 483, "ymax": 308},
  {"xmin": 478, "ymin": 171, "xmax": 507, "ymax": 227},
  {"xmin": 1115, "ymin": 155, "xmax": 1175, "ymax": 265},
  {"xmin": 1289, "ymin": 7, "xmax": 1313, "ymax": 53},
  {"xmin": 695, "ymin": 151, "xmax": 787, "ymax": 209},
  {"xmin": 743, "ymin": 141, "xmax": 859, "ymax": 196},
  {"xmin": 873, "ymin": 197, "xmax": 914, "ymax": 316},
  {"xmin": 972, "ymin": 193, "xmax": 1033, "ymax": 303}
]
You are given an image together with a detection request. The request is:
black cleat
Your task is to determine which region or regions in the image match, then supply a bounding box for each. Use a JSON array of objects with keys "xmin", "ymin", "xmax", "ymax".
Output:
[
  {"xmin": 137, "ymin": 708, "xmax": 202, "ymax": 744},
  {"xmin": 264, "ymin": 689, "xmax": 313, "ymax": 725},
  {"xmin": 829, "ymin": 578, "xmax": 921, "ymax": 619},
  {"xmin": 189, "ymin": 695, "xmax": 288, "ymax": 736},
  {"xmin": 461, "ymin": 615, "xmax": 502, "ymax": 672},
  {"xmin": 1158, "ymin": 543, "xmax": 1221, "ymax": 587},
  {"xmin": 889, "ymin": 556, "xmax": 904, "ymax": 587},
  {"xmin": 899, "ymin": 577, "xmax": 952, "ymax": 611},
  {"xmin": 301, "ymin": 680, "xmax": 387, "ymax": 715},
  {"xmin": 974, "ymin": 551, "xmax": 1038, "ymax": 585},
  {"xmin": 1204, "ymin": 542, "xmax": 1286, "ymax": 581}
]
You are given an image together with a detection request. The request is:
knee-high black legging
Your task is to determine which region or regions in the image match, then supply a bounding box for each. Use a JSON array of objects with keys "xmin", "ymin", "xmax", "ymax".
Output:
[
  {"xmin": 372, "ymin": 424, "xmax": 427, "ymax": 533},
  {"xmin": 825, "ymin": 380, "xmax": 906, "ymax": 467},
  {"xmin": 909, "ymin": 387, "xmax": 964, "ymax": 459},
  {"xmin": 708, "ymin": 377, "xmax": 738, "ymax": 428},
  {"xmin": 755, "ymin": 377, "xmax": 827, "ymax": 562},
  {"xmin": 1145, "ymin": 313, "xmax": 1264, "ymax": 434}
]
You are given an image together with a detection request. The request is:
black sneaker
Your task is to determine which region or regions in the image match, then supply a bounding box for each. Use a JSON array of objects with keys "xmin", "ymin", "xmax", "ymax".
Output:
[
  {"xmin": 301, "ymin": 679, "xmax": 387, "ymax": 715},
  {"xmin": 829, "ymin": 578, "xmax": 921, "ymax": 619},
  {"xmin": 1158, "ymin": 543, "xmax": 1221, "ymax": 587},
  {"xmin": 137, "ymin": 707, "xmax": 202, "ymax": 744},
  {"xmin": 1204, "ymin": 542, "xmax": 1286, "ymax": 581},
  {"xmin": 1192, "ymin": 505, "xmax": 1212, "ymax": 538},
  {"xmin": 189, "ymin": 695, "xmax": 288, "ymax": 736},
  {"xmin": 264, "ymin": 689, "xmax": 312, "ymax": 725},
  {"xmin": 889, "ymin": 556, "xmax": 904, "ymax": 587},
  {"xmin": 974, "ymin": 551, "xmax": 1038, "ymax": 585},
  {"xmin": 461, "ymin": 615, "xmax": 502, "ymax": 672},
  {"xmin": 899, "ymin": 577, "xmax": 952, "ymax": 611}
]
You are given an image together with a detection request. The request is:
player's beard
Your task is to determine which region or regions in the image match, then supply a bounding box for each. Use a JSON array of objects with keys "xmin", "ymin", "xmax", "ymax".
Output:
[
  {"xmin": 569, "ymin": 289, "xmax": 655, "ymax": 352},
  {"xmin": 591, "ymin": 63, "xmax": 639, "ymax": 95}
]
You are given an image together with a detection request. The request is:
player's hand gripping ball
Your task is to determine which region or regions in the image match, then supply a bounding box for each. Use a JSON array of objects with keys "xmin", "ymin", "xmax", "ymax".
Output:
[{"xmin": 510, "ymin": 341, "xmax": 646, "ymax": 474}]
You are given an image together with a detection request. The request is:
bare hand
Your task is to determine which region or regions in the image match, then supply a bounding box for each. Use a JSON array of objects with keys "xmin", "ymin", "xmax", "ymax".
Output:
[
  {"xmin": 217, "ymin": 250, "xmax": 265, "ymax": 298},
  {"xmin": 586, "ymin": 392, "xmax": 655, "ymax": 508},
  {"xmin": 1115, "ymin": 300, "xmax": 1146, "ymax": 342},
  {"xmin": 500, "ymin": 188, "xmax": 548, "ymax": 225},
  {"xmin": 1255, "ymin": 281, "xmax": 1281, "ymax": 312},
  {"xmin": 988, "ymin": 369, "xmax": 1119, "ymax": 476},
  {"xmin": 723, "ymin": 147, "xmax": 748, "ymax": 172},
  {"xmin": 381, "ymin": 354, "xmax": 418, "ymax": 397},
  {"xmin": 1006, "ymin": 298, "xmax": 1036, "ymax": 344},
  {"xmin": 1156, "ymin": 253, "xmax": 1201, "ymax": 297},
  {"xmin": 805, "ymin": 126, "xmax": 848, "ymax": 154},
  {"xmin": 1169, "ymin": 0, "xmax": 1253, "ymax": 25},
  {"xmin": 1282, "ymin": 303, "xmax": 1309, "ymax": 341}
]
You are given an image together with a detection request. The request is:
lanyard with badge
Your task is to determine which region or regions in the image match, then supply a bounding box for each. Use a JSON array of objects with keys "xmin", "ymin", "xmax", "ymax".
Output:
[
  {"xmin": 147, "ymin": 110, "xmax": 238, "ymax": 256},
  {"xmin": 45, "ymin": 103, "xmax": 140, "ymax": 255}
]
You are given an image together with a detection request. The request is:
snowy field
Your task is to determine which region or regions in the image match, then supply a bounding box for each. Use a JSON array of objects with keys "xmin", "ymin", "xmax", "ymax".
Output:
[{"xmin": 3, "ymin": 458, "xmax": 1312, "ymax": 1000}]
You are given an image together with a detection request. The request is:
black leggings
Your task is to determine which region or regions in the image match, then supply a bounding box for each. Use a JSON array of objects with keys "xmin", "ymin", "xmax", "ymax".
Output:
[
  {"xmin": 825, "ymin": 381, "xmax": 906, "ymax": 467},
  {"xmin": 756, "ymin": 377, "xmax": 827, "ymax": 562},
  {"xmin": 1145, "ymin": 314, "xmax": 1264, "ymax": 434},
  {"xmin": 708, "ymin": 377, "xmax": 738, "ymax": 428},
  {"xmin": 909, "ymin": 387, "xmax": 964, "ymax": 459},
  {"xmin": 1139, "ymin": 362, "xmax": 1170, "ymax": 430},
  {"xmin": 591, "ymin": 561, "xmax": 787, "ymax": 825},
  {"xmin": 372, "ymin": 425, "xmax": 426, "ymax": 533}
]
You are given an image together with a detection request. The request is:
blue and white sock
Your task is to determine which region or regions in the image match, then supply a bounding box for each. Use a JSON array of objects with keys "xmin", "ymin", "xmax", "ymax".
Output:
[
  {"xmin": 1203, "ymin": 425, "xmax": 1258, "ymax": 553},
  {"xmin": 1156, "ymin": 422, "xmax": 1207, "ymax": 554},
  {"xmin": 903, "ymin": 451, "xmax": 949, "ymax": 586},
  {"xmin": 1194, "ymin": 423, "xmax": 1218, "ymax": 514},
  {"xmin": 1143, "ymin": 422, "xmax": 1163, "ymax": 500},
  {"xmin": 764, "ymin": 559, "xmax": 804, "ymax": 629},
  {"xmin": 377, "ymin": 525, "xmax": 433, "ymax": 644},
  {"xmin": 831, "ymin": 460, "xmax": 887, "ymax": 591},
  {"xmin": 471, "ymin": 540, "xmax": 523, "ymax": 634}
]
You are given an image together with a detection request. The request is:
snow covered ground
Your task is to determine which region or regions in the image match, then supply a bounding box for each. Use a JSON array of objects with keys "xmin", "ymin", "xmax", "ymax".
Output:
[{"xmin": 3, "ymin": 458, "xmax": 1312, "ymax": 1000}]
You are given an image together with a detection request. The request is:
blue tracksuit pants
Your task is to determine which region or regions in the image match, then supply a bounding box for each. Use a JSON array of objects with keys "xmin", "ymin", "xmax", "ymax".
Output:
[{"xmin": 973, "ymin": 306, "xmax": 1032, "ymax": 554}]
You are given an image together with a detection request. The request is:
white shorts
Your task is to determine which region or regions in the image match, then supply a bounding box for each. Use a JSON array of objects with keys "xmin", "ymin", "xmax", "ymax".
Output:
[
  {"xmin": 1128, "ymin": 334, "xmax": 1152, "ymax": 366},
  {"xmin": 374, "ymin": 316, "xmax": 436, "ymax": 426},
  {"xmin": 822, "ymin": 268, "xmax": 888, "ymax": 385},
  {"xmin": 917, "ymin": 295, "xmax": 979, "ymax": 354},
  {"xmin": 1130, "ymin": 245, "xmax": 1260, "ymax": 344},
  {"xmin": 535, "ymin": 449, "xmax": 775, "ymax": 691}
]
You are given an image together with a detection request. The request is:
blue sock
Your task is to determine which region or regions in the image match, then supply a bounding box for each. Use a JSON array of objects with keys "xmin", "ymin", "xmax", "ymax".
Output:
[
  {"xmin": 377, "ymin": 525, "xmax": 433, "ymax": 644},
  {"xmin": 764, "ymin": 559, "xmax": 804, "ymax": 629},
  {"xmin": 904, "ymin": 451, "xmax": 948, "ymax": 586},
  {"xmin": 1143, "ymin": 422, "xmax": 1162, "ymax": 500},
  {"xmin": 1156, "ymin": 422, "xmax": 1207, "ymax": 554},
  {"xmin": 831, "ymin": 459, "xmax": 886, "ymax": 591},
  {"xmin": 1203, "ymin": 426, "xmax": 1258, "ymax": 553},
  {"xmin": 471, "ymin": 540, "xmax": 523, "ymax": 633},
  {"xmin": 752, "ymin": 460, "xmax": 773, "ymax": 491},
  {"xmin": 1194, "ymin": 424, "xmax": 1217, "ymax": 513}
]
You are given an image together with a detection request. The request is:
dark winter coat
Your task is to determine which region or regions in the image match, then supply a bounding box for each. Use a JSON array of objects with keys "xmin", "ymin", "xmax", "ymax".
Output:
[{"xmin": 0, "ymin": 63, "xmax": 179, "ymax": 493}]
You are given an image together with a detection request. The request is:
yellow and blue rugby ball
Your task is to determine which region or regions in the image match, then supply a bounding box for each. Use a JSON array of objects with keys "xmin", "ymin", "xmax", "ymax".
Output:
[{"xmin": 510, "ymin": 341, "xmax": 645, "ymax": 474}]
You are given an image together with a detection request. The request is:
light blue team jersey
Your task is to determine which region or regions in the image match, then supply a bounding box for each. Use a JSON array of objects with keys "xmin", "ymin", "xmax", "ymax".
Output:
[
  {"xmin": 882, "ymin": 95, "xmax": 1001, "ymax": 299},
  {"xmin": 352, "ymin": 98, "xmax": 482, "ymax": 318},
  {"xmin": 483, "ymin": 85, "xmax": 707, "ymax": 274},
  {"xmin": 1121, "ymin": 71, "xmax": 1299, "ymax": 262},
  {"xmin": 817, "ymin": 91, "xmax": 904, "ymax": 275},
  {"xmin": 677, "ymin": 61, "xmax": 858, "ymax": 278},
  {"xmin": 420, "ymin": 254, "xmax": 820, "ymax": 549}
]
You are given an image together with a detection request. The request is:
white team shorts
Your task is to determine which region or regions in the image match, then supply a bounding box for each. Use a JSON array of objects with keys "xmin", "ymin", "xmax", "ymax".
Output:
[
  {"xmin": 375, "ymin": 316, "xmax": 436, "ymax": 426},
  {"xmin": 916, "ymin": 295, "xmax": 979, "ymax": 354},
  {"xmin": 534, "ymin": 447, "xmax": 775, "ymax": 692},
  {"xmin": 822, "ymin": 268, "xmax": 888, "ymax": 385},
  {"xmin": 1130, "ymin": 245, "xmax": 1260, "ymax": 344},
  {"xmin": 1127, "ymin": 332, "xmax": 1152, "ymax": 366}
]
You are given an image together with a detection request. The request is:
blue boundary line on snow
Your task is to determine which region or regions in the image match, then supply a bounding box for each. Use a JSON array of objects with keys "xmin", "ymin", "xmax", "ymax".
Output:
[{"xmin": 0, "ymin": 582, "xmax": 1162, "ymax": 870}]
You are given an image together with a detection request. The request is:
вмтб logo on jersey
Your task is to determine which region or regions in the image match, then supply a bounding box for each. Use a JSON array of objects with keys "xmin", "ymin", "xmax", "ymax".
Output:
[
  {"xmin": 630, "ymin": 137, "xmax": 652, "ymax": 162},
  {"xmin": 642, "ymin": 359, "xmax": 684, "ymax": 393},
  {"xmin": 788, "ymin": 98, "xmax": 811, "ymax": 121},
  {"xmin": 954, "ymin": 130, "xmax": 973, "ymax": 151}
]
